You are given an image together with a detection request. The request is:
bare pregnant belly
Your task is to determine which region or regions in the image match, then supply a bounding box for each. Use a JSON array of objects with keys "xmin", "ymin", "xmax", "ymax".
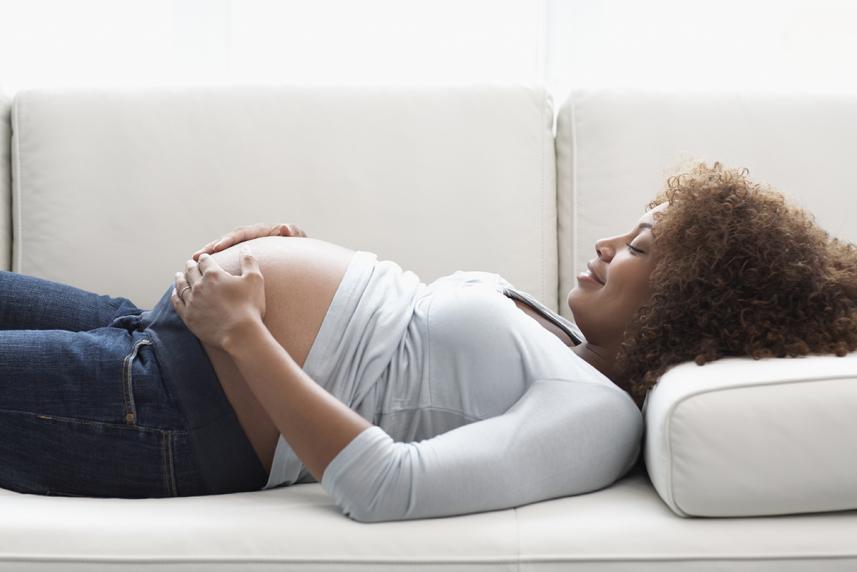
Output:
[{"xmin": 198, "ymin": 236, "xmax": 356, "ymax": 476}]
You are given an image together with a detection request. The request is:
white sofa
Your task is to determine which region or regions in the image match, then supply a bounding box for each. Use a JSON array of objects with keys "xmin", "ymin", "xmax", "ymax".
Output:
[{"xmin": 1, "ymin": 85, "xmax": 856, "ymax": 570}]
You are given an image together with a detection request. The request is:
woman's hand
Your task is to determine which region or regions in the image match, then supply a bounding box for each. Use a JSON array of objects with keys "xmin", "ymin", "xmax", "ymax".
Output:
[
  {"xmin": 192, "ymin": 222, "xmax": 307, "ymax": 261},
  {"xmin": 172, "ymin": 246, "xmax": 267, "ymax": 352}
]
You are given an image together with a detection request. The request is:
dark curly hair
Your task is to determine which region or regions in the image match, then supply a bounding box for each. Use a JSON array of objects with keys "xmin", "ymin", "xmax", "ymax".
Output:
[{"xmin": 615, "ymin": 161, "xmax": 857, "ymax": 410}]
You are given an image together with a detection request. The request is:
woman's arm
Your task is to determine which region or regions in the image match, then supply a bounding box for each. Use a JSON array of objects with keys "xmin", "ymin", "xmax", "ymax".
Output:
[
  {"xmin": 320, "ymin": 380, "xmax": 643, "ymax": 523},
  {"xmin": 223, "ymin": 320, "xmax": 371, "ymax": 482}
]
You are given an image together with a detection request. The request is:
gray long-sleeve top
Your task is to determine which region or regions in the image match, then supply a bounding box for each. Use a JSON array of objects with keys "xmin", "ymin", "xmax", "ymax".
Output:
[{"xmin": 262, "ymin": 261, "xmax": 644, "ymax": 523}]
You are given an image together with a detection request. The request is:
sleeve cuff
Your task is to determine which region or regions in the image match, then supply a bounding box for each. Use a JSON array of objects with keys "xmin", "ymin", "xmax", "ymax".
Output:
[{"xmin": 320, "ymin": 425, "xmax": 391, "ymax": 508}]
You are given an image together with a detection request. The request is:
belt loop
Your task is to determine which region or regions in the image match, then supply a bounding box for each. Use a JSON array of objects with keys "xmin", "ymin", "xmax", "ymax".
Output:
[{"xmin": 110, "ymin": 312, "xmax": 145, "ymax": 332}]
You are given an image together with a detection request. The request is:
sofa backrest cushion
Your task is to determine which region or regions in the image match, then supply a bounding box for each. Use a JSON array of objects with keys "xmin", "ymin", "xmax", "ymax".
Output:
[
  {"xmin": 554, "ymin": 89, "xmax": 857, "ymax": 324},
  {"xmin": 12, "ymin": 85, "xmax": 557, "ymax": 308},
  {"xmin": 0, "ymin": 89, "xmax": 10, "ymax": 270}
]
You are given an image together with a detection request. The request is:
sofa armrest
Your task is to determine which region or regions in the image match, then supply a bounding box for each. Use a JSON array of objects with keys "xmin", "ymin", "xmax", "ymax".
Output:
[{"xmin": 644, "ymin": 353, "xmax": 857, "ymax": 518}]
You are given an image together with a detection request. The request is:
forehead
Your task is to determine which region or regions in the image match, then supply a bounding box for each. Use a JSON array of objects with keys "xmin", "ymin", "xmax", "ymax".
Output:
[{"xmin": 639, "ymin": 202, "xmax": 669, "ymax": 225}]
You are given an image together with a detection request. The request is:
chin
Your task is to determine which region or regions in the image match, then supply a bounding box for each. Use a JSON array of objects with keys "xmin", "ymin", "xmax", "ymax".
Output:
[
  {"xmin": 567, "ymin": 287, "xmax": 583, "ymax": 313},
  {"xmin": 567, "ymin": 290, "xmax": 591, "ymax": 334}
]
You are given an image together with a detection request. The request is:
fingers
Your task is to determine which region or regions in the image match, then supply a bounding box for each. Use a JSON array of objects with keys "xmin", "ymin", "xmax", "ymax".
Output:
[
  {"xmin": 170, "ymin": 286, "xmax": 185, "ymax": 315},
  {"xmin": 197, "ymin": 252, "xmax": 225, "ymax": 276},
  {"xmin": 274, "ymin": 223, "xmax": 306, "ymax": 238},
  {"xmin": 185, "ymin": 258, "xmax": 203, "ymax": 286},
  {"xmin": 204, "ymin": 223, "xmax": 265, "ymax": 257},
  {"xmin": 193, "ymin": 222, "xmax": 305, "ymax": 262},
  {"xmin": 192, "ymin": 238, "xmax": 221, "ymax": 261},
  {"xmin": 273, "ymin": 223, "xmax": 295, "ymax": 236},
  {"xmin": 225, "ymin": 226, "xmax": 254, "ymax": 248},
  {"xmin": 239, "ymin": 245, "xmax": 262, "ymax": 277},
  {"xmin": 192, "ymin": 243, "xmax": 209, "ymax": 260},
  {"xmin": 173, "ymin": 272, "xmax": 190, "ymax": 306}
]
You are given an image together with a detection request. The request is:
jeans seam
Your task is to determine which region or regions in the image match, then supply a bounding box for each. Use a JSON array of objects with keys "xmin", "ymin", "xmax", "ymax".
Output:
[
  {"xmin": 161, "ymin": 430, "xmax": 168, "ymax": 495},
  {"xmin": 169, "ymin": 431, "xmax": 178, "ymax": 496},
  {"xmin": 2, "ymin": 407, "xmax": 166, "ymax": 433},
  {"xmin": 162, "ymin": 429, "xmax": 177, "ymax": 497},
  {"xmin": 122, "ymin": 338, "xmax": 153, "ymax": 426}
]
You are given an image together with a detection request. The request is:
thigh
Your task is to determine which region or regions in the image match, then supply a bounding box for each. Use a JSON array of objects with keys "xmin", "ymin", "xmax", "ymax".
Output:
[
  {"xmin": 0, "ymin": 270, "xmax": 142, "ymax": 331},
  {"xmin": 0, "ymin": 327, "xmax": 203, "ymax": 498}
]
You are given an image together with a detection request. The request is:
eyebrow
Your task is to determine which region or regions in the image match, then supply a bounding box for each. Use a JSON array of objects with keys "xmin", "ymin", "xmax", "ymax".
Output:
[{"xmin": 637, "ymin": 222, "xmax": 653, "ymax": 231}]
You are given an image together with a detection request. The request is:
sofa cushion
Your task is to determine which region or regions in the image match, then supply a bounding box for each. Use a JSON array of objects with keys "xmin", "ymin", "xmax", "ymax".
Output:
[
  {"xmin": 554, "ymin": 88, "xmax": 857, "ymax": 326},
  {"xmin": 11, "ymin": 85, "xmax": 557, "ymax": 309},
  {"xmin": 644, "ymin": 352, "xmax": 857, "ymax": 517},
  {"xmin": 0, "ymin": 87, "xmax": 10, "ymax": 270},
  {"xmin": 3, "ymin": 471, "xmax": 857, "ymax": 570}
]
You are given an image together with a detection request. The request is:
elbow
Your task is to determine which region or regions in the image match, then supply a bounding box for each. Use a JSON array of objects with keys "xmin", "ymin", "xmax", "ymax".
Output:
[
  {"xmin": 340, "ymin": 506, "xmax": 391, "ymax": 524},
  {"xmin": 335, "ymin": 475, "xmax": 414, "ymax": 523},
  {"xmin": 336, "ymin": 490, "xmax": 409, "ymax": 523},
  {"xmin": 322, "ymin": 428, "xmax": 415, "ymax": 523}
]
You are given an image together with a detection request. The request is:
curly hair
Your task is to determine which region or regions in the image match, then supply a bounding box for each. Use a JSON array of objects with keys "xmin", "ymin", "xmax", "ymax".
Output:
[{"xmin": 615, "ymin": 161, "xmax": 857, "ymax": 410}]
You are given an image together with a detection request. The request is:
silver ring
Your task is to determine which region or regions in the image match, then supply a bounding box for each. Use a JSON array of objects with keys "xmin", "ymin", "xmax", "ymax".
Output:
[{"xmin": 179, "ymin": 285, "xmax": 191, "ymax": 302}]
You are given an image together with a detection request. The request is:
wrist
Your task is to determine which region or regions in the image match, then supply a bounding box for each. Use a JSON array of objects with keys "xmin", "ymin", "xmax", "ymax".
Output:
[{"xmin": 222, "ymin": 318, "xmax": 269, "ymax": 356}]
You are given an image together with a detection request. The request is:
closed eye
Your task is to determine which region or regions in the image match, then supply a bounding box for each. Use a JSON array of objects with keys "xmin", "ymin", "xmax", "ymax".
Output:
[{"xmin": 626, "ymin": 243, "xmax": 645, "ymax": 255}]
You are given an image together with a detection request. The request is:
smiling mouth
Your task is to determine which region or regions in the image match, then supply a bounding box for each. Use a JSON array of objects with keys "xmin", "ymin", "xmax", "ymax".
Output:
[{"xmin": 586, "ymin": 263, "xmax": 605, "ymax": 285}]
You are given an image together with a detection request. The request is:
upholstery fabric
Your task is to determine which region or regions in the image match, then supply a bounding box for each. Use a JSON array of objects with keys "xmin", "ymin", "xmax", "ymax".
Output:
[
  {"xmin": 0, "ymin": 88, "xmax": 10, "ymax": 270},
  {"xmin": 645, "ymin": 353, "xmax": 857, "ymax": 517},
  {"xmin": 555, "ymin": 88, "xmax": 857, "ymax": 324},
  {"xmin": 2, "ymin": 472, "xmax": 857, "ymax": 570},
  {"xmin": 11, "ymin": 85, "xmax": 557, "ymax": 309}
]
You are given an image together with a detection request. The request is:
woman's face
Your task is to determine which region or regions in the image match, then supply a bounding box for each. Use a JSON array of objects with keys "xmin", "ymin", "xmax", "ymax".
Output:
[{"xmin": 567, "ymin": 202, "xmax": 668, "ymax": 346}]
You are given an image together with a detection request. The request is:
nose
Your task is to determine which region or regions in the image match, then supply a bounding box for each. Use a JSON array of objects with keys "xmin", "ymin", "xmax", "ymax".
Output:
[{"xmin": 595, "ymin": 239, "xmax": 615, "ymax": 261}]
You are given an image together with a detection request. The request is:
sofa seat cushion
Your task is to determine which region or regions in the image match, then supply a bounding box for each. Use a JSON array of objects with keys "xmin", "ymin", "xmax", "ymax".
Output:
[
  {"xmin": 644, "ymin": 352, "xmax": 857, "ymax": 517},
  {"xmin": 3, "ymin": 471, "xmax": 857, "ymax": 570}
]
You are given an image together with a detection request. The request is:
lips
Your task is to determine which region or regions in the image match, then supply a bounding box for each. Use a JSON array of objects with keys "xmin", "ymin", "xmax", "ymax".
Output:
[{"xmin": 586, "ymin": 262, "xmax": 606, "ymax": 285}]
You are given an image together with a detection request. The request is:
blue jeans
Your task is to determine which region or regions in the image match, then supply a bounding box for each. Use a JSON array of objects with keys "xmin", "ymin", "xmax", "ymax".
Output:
[{"xmin": 0, "ymin": 270, "xmax": 268, "ymax": 498}]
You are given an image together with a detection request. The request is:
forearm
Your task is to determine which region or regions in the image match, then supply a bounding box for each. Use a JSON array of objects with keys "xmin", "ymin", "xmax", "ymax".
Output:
[{"xmin": 223, "ymin": 320, "xmax": 371, "ymax": 482}]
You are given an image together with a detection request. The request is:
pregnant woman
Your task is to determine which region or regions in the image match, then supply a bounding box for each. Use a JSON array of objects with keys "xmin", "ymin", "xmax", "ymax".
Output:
[{"xmin": 2, "ymin": 162, "xmax": 856, "ymax": 522}]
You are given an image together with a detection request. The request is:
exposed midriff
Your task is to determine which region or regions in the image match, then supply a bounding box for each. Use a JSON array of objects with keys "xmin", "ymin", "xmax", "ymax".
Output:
[{"xmin": 198, "ymin": 236, "xmax": 356, "ymax": 474}]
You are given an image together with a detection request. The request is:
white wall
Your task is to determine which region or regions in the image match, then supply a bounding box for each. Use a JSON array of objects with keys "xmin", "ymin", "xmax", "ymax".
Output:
[
  {"xmin": 546, "ymin": 0, "xmax": 857, "ymax": 106},
  {"xmin": 0, "ymin": 0, "xmax": 545, "ymax": 91},
  {"xmin": 1, "ymin": 0, "xmax": 855, "ymax": 105}
]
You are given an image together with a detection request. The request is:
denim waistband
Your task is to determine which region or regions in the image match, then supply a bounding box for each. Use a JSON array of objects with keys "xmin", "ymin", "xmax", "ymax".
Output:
[{"xmin": 126, "ymin": 285, "xmax": 267, "ymax": 495}]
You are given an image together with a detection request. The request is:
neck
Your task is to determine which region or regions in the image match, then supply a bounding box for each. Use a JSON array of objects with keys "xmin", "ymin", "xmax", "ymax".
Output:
[{"xmin": 570, "ymin": 342, "xmax": 628, "ymax": 392}]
